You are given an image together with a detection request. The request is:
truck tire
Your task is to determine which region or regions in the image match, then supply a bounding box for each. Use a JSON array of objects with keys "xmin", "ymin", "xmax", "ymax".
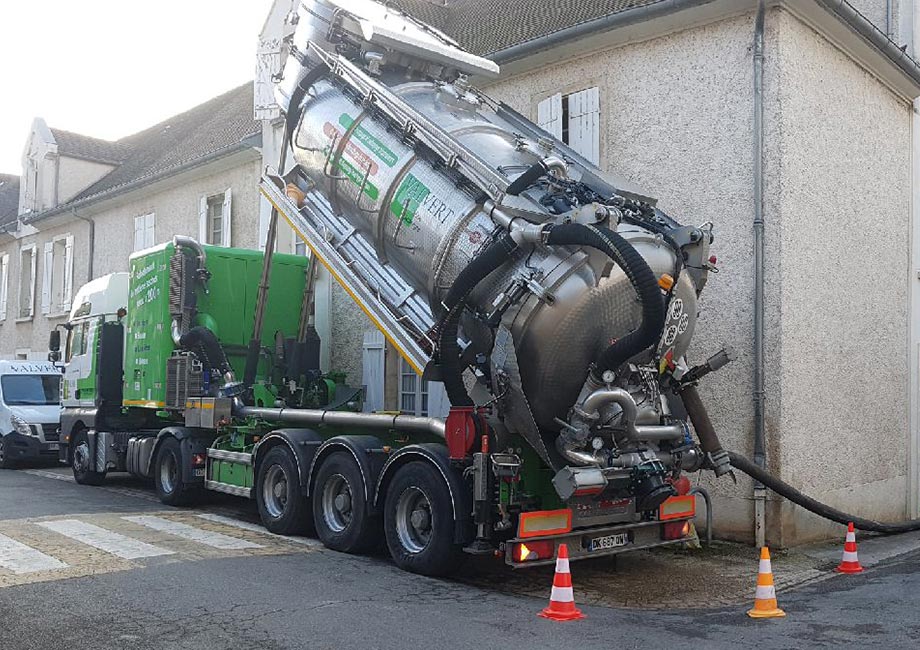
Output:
[
  {"xmin": 312, "ymin": 451, "xmax": 378, "ymax": 553},
  {"xmin": 257, "ymin": 446, "xmax": 313, "ymax": 535},
  {"xmin": 154, "ymin": 436, "xmax": 198, "ymax": 506},
  {"xmin": 0, "ymin": 436, "xmax": 15, "ymax": 469},
  {"xmin": 383, "ymin": 461, "xmax": 462, "ymax": 576},
  {"xmin": 71, "ymin": 430, "xmax": 106, "ymax": 485}
]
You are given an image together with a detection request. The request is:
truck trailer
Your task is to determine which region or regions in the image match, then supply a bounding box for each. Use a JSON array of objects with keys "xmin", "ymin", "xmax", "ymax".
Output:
[{"xmin": 53, "ymin": 0, "xmax": 741, "ymax": 576}]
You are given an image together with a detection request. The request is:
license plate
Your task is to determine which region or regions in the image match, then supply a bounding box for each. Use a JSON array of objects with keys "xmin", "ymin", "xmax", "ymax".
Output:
[
  {"xmin": 589, "ymin": 532, "xmax": 629, "ymax": 551},
  {"xmin": 46, "ymin": 443, "xmax": 60, "ymax": 451},
  {"xmin": 193, "ymin": 468, "xmax": 205, "ymax": 477}
]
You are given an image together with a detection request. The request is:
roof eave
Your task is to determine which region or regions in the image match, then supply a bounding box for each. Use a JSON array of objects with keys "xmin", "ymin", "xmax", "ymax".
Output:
[
  {"xmin": 23, "ymin": 135, "xmax": 261, "ymax": 225},
  {"xmin": 485, "ymin": 0, "xmax": 920, "ymax": 99}
]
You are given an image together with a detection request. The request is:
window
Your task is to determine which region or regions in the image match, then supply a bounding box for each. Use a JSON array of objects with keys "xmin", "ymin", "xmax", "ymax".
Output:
[
  {"xmin": 0, "ymin": 374, "xmax": 61, "ymax": 406},
  {"xmin": 199, "ymin": 189, "xmax": 232, "ymax": 247},
  {"xmin": 66, "ymin": 320, "xmax": 89, "ymax": 363},
  {"xmin": 293, "ymin": 235, "xmax": 307, "ymax": 257},
  {"xmin": 397, "ymin": 358, "xmax": 450, "ymax": 417},
  {"xmin": 41, "ymin": 235, "xmax": 74, "ymax": 315},
  {"xmin": 537, "ymin": 87, "xmax": 600, "ymax": 165},
  {"xmin": 0, "ymin": 253, "xmax": 8, "ymax": 321},
  {"xmin": 18, "ymin": 245, "xmax": 37, "ymax": 319},
  {"xmin": 399, "ymin": 357, "xmax": 429, "ymax": 415},
  {"xmin": 14, "ymin": 349, "xmax": 30, "ymax": 361},
  {"xmin": 134, "ymin": 213, "xmax": 155, "ymax": 251}
]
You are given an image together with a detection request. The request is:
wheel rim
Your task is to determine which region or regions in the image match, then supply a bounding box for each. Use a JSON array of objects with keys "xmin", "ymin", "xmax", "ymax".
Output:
[
  {"xmin": 395, "ymin": 486, "xmax": 433, "ymax": 554},
  {"xmin": 160, "ymin": 450, "xmax": 178, "ymax": 494},
  {"xmin": 73, "ymin": 440, "xmax": 90, "ymax": 474},
  {"xmin": 321, "ymin": 473, "xmax": 352, "ymax": 533},
  {"xmin": 262, "ymin": 464, "xmax": 289, "ymax": 519}
]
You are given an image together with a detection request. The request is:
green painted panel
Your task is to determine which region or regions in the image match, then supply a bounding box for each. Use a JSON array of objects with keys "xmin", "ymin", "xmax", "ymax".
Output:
[
  {"xmin": 123, "ymin": 245, "xmax": 173, "ymax": 407},
  {"xmin": 122, "ymin": 243, "xmax": 310, "ymax": 409}
]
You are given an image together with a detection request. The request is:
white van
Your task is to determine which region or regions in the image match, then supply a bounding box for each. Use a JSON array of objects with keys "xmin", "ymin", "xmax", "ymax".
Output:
[{"xmin": 0, "ymin": 360, "xmax": 63, "ymax": 468}]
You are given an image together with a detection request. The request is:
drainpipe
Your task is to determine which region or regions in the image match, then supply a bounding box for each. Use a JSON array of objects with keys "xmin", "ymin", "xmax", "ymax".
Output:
[
  {"xmin": 753, "ymin": 0, "xmax": 767, "ymax": 550},
  {"xmin": 887, "ymin": 0, "xmax": 895, "ymax": 40},
  {"xmin": 70, "ymin": 208, "xmax": 94, "ymax": 281}
]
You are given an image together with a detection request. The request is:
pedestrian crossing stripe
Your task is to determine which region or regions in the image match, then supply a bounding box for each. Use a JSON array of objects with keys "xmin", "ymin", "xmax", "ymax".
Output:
[
  {"xmin": 38, "ymin": 519, "xmax": 175, "ymax": 559},
  {"xmin": 0, "ymin": 511, "xmax": 318, "ymax": 589},
  {"xmin": 0, "ymin": 533, "xmax": 68, "ymax": 574},
  {"xmin": 195, "ymin": 513, "xmax": 322, "ymax": 547},
  {"xmin": 123, "ymin": 515, "xmax": 262, "ymax": 550}
]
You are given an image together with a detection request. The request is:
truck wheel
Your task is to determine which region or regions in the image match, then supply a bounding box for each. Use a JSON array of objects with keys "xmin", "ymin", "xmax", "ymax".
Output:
[
  {"xmin": 257, "ymin": 446, "xmax": 313, "ymax": 535},
  {"xmin": 71, "ymin": 430, "xmax": 106, "ymax": 485},
  {"xmin": 154, "ymin": 437, "xmax": 197, "ymax": 506},
  {"xmin": 312, "ymin": 451, "xmax": 377, "ymax": 553},
  {"xmin": 0, "ymin": 436, "xmax": 16, "ymax": 469},
  {"xmin": 384, "ymin": 461, "xmax": 461, "ymax": 577}
]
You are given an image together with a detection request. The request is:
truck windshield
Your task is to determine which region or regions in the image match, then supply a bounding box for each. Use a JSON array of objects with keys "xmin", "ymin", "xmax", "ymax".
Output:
[{"xmin": 1, "ymin": 375, "xmax": 61, "ymax": 406}]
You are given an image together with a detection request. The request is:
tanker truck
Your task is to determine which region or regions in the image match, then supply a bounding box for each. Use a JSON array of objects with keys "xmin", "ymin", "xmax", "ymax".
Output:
[{"xmin": 52, "ymin": 0, "xmax": 739, "ymax": 576}]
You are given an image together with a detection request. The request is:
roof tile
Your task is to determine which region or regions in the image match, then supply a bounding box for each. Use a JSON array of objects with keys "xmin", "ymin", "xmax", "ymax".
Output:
[
  {"xmin": 396, "ymin": 0, "xmax": 662, "ymax": 55},
  {"xmin": 0, "ymin": 174, "xmax": 20, "ymax": 227}
]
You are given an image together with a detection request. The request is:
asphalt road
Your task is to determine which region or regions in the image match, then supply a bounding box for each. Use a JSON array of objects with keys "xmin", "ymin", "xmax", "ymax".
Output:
[{"xmin": 1, "ymin": 466, "xmax": 919, "ymax": 649}]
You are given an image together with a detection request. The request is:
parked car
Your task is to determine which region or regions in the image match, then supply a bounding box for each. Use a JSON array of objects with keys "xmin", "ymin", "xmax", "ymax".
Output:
[{"xmin": 0, "ymin": 361, "xmax": 62, "ymax": 468}]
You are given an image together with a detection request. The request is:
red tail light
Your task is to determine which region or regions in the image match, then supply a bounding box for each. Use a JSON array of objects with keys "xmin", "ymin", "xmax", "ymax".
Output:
[
  {"xmin": 663, "ymin": 520, "xmax": 692, "ymax": 540},
  {"xmin": 512, "ymin": 540, "xmax": 555, "ymax": 562},
  {"xmin": 191, "ymin": 453, "xmax": 207, "ymax": 467}
]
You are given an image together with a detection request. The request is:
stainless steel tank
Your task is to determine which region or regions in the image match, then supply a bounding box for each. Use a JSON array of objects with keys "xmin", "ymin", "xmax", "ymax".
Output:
[{"xmin": 273, "ymin": 0, "xmax": 714, "ymax": 468}]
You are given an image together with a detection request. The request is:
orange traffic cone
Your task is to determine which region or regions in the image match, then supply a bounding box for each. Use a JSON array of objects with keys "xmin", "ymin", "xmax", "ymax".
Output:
[
  {"xmin": 747, "ymin": 547, "xmax": 786, "ymax": 619},
  {"xmin": 538, "ymin": 544, "xmax": 585, "ymax": 621},
  {"xmin": 836, "ymin": 522, "xmax": 864, "ymax": 574}
]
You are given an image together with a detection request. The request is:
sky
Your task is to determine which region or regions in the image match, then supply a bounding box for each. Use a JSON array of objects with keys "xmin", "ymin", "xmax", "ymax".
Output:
[{"xmin": 0, "ymin": 0, "xmax": 275, "ymax": 175}]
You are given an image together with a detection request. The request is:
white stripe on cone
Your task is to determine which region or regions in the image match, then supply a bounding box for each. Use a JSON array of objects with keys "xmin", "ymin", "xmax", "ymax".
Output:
[
  {"xmin": 842, "ymin": 550, "xmax": 859, "ymax": 562},
  {"xmin": 550, "ymin": 585, "xmax": 575, "ymax": 603},
  {"xmin": 555, "ymin": 557, "xmax": 570, "ymax": 573},
  {"xmin": 755, "ymin": 585, "xmax": 776, "ymax": 600},
  {"xmin": 845, "ymin": 532, "xmax": 856, "ymax": 543},
  {"xmin": 758, "ymin": 559, "xmax": 772, "ymax": 574}
]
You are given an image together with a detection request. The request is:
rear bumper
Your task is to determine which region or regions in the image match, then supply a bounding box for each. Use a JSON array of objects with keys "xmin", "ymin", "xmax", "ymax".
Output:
[
  {"xmin": 503, "ymin": 517, "xmax": 695, "ymax": 568},
  {"xmin": 2, "ymin": 433, "xmax": 61, "ymax": 461}
]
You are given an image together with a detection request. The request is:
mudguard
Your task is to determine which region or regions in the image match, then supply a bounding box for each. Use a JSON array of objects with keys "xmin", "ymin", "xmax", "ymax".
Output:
[
  {"xmin": 147, "ymin": 427, "xmax": 212, "ymax": 485},
  {"xmin": 307, "ymin": 435, "xmax": 388, "ymax": 515},
  {"xmin": 252, "ymin": 428, "xmax": 325, "ymax": 494},
  {"xmin": 373, "ymin": 443, "xmax": 473, "ymax": 545}
]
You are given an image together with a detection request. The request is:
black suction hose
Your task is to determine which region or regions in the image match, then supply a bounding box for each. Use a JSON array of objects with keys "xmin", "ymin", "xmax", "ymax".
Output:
[
  {"xmin": 544, "ymin": 222, "xmax": 666, "ymax": 379},
  {"xmin": 179, "ymin": 326, "xmax": 233, "ymax": 377},
  {"xmin": 727, "ymin": 451, "xmax": 920, "ymax": 534},
  {"xmin": 438, "ymin": 233, "xmax": 519, "ymax": 406}
]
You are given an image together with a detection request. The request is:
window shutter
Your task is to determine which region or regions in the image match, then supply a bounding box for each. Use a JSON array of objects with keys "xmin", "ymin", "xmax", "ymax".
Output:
[
  {"xmin": 198, "ymin": 196, "xmax": 208, "ymax": 243},
  {"xmin": 537, "ymin": 93, "xmax": 563, "ymax": 139},
  {"xmin": 426, "ymin": 382, "xmax": 451, "ymax": 418},
  {"xmin": 0, "ymin": 254, "xmax": 8, "ymax": 320},
  {"xmin": 567, "ymin": 87, "xmax": 600, "ymax": 165},
  {"xmin": 28, "ymin": 246, "xmax": 37, "ymax": 317},
  {"xmin": 62, "ymin": 235, "xmax": 74, "ymax": 311},
  {"xmin": 361, "ymin": 330, "xmax": 386, "ymax": 413},
  {"xmin": 41, "ymin": 242, "xmax": 53, "ymax": 314},
  {"xmin": 146, "ymin": 213, "xmax": 156, "ymax": 248},
  {"xmin": 134, "ymin": 215, "xmax": 144, "ymax": 251},
  {"xmin": 221, "ymin": 189, "xmax": 232, "ymax": 247}
]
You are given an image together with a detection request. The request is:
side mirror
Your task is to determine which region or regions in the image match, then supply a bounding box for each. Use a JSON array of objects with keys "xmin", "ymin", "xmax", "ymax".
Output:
[{"xmin": 49, "ymin": 329, "xmax": 61, "ymax": 352}]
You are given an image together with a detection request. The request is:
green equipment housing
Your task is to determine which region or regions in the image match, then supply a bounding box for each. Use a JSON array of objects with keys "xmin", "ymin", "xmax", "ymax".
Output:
[{"xmin": 122, "ymin": 242, "xmax": 311, "ymax": 410}]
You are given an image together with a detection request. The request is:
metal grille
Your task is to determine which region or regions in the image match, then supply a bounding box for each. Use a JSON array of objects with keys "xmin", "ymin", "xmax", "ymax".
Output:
[
  {"xmin": 168, "ymin": 250, "xmax": 185, "ymax": 318},
  {"xmin": 41, "ymin": 424, "xmax": 60, "ymax": 441},
  {"xmin": 166, "ymin": 355, "xmax": 203, "ymax": 409}
]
